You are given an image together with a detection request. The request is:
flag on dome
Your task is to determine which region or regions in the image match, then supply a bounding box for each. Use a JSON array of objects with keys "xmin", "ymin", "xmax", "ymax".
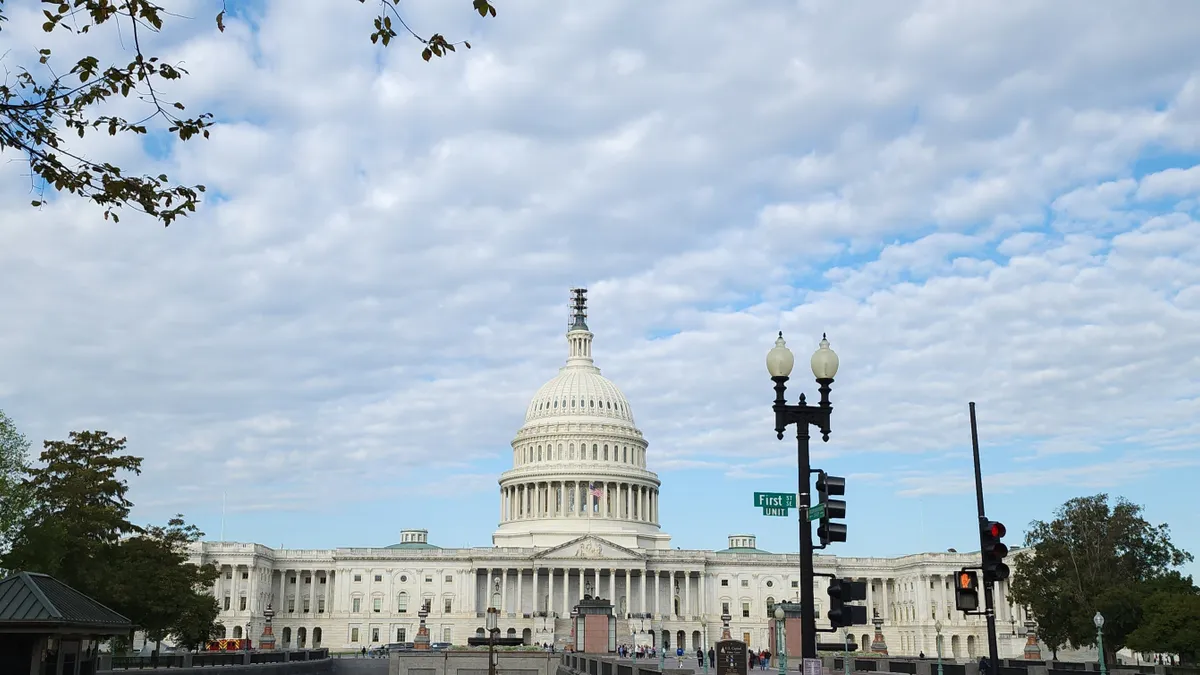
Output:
[{"xmin": 589, "ymin": 482, "xmax": 603, "ymax": 498}]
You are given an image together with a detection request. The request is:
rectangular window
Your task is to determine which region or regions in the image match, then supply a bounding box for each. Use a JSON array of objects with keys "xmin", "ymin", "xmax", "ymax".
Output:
[
  {"xmin": 398, "ymin": 628, "xmax": 406, "ymax": 642},
  {"xmin": 352, "ymin": 598, "xmax": 361, "ymax": 613},
  {"xmin": 241, "ymin": 571, "xmax": 248, "ymax": 579},
  {"xmin": 289, "ymin": 576, "xmax": 296, "ymax": 584},
  {"xmin": 425, "ymin": 575, "xmax": 433, "ymax": 583},
  {"xmin": 318, "ymin": 598, "xmax": 325, "ymax": 613},
  {"xmin": 351, "ymin": 627, "xmax": 360, "ymax": 642},
  {"xmin": 445, "ymin": 598, "xmax": 453, "ymax": 613},
  {"xmin": 791, "ymin": 581, "xmax": 799, "ymax": 588},
  {"xmin": 443, "ymin": 628, "xmax": 452, "ymax": 643},
  {"xmin": 742, "ymin": 602, "xmax": 750, "ymax": 618},
  {"xmin": 225, "ymin": 571, "xmax": 232, "ymax": 579},
  {"xmin": 720, "ymin": 580, "xmax": 729, "ymax": 587},
  {"xmin": 223, "ymin": 596, "xmax": 231, "ymax": 610},
  {"xmin": 320, "ymin": 577, "xmax": 327, "ymax": 584},
  {"xmin": 373, "ymin": 598, "xmax": 382, "ymax": 613},
  {"xmin": 721, "ymin": 602, "xmax": 729, "ymax": 615},
  {"xmin": 288, "ymin": 599, "xmax": 295, "ymax": 613},
  {"xmin": 354, "ymin": 574, "xmax": 362, "ymax": 582},
  {"xmin": 239, "ymin": 597, "xmax": 247, "ymax": 611},
  {"xmin": 303, "ymin": 598, "xmax": 310, "ymax": 613},
  {"xmin": 740, "ymin": 579, "xmax": 749, "ymax": 587},
  {"xmin": 372, "ymin": 628, "xmax": 380, "ymax": 642},
  {"xmin": 375, "ymin": 574, "xmax": 383, "ymax": 582},
  {"xmin": 445, "ymin": 575, "xmax": 453, "ymax": 583}
]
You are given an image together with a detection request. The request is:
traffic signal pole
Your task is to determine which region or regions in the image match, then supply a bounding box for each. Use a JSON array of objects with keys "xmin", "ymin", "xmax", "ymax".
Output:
[{"xmin": 969, "ymin": 402, "xmax": 1001, "ymax": 675}]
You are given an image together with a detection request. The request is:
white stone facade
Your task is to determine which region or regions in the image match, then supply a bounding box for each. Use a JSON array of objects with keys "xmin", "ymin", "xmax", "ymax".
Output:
[{"xmin": 188, "ymin": 293, "xmax": 1037, "ymax": 658}]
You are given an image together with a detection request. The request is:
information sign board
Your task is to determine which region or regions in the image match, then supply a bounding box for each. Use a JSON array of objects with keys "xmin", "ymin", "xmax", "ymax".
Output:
[{"xmin": 715, "ymin": 640, "xmax": 748, "ymax": 675}]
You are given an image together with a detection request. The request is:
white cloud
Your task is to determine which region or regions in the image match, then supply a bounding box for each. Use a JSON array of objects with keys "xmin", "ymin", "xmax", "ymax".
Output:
[{"xmin": 0, "ymin": 1, "xmax": 1198, "ymax": 557}]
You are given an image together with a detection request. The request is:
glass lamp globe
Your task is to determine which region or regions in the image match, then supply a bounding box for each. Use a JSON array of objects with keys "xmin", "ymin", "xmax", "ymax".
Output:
[
  {"xmin": 774, "ymin": 605, "xmax": 785, "ymax": 621},
  {"xmin": 810, "ymin": 334, "xmax": 839, "ymax": 380},
  {"xmin": 766, "ymin": 332, "xmax": 795, "ymax": 378},
  {"xmin": 935, "ymin": 620, "xmax": 943, "ymax": 633},
  {"xmin": 1094, "ymin": 611, "xmax": 1104, "ymax": 629}
]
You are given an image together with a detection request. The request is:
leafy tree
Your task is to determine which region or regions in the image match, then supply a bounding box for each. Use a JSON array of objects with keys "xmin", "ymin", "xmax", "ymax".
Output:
[
  {"xmin": 0, "ymin": 430, "xmax": 142, "ymax": 592},
  {"xmin": 1126, "ymin": 591, "xmax": 1200, "ymax": 665},
  {"xmin": 0, "ymin": 409, "xmax": 32, "ymax": 566},
  {"xmin": 1009, "ymin": 494, "xmax": 1193, "ymax": 665},
  {"xmin": 1, "ymin": 0, "xmax": 498, "ymax": 225},
  {"xmin": 171, "ymin": 590, "xmax": 221, "ymax": 652},
  {"xmin": 107, "ymin": 516, "xmax": 220, "ymax": 651}
]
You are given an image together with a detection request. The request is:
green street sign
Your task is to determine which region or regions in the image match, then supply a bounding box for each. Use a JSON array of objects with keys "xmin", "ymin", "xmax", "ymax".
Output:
[
  {"xmin": 807, "ymin": 503, "xmax": 826, "ymax": 522},
  {"xmin": 762, "ymin": 506, "xmax": 790, "ymax": 517},
  {"xmin": 754, "ymin": 492, "xmax": 796, "ymax": 509}
]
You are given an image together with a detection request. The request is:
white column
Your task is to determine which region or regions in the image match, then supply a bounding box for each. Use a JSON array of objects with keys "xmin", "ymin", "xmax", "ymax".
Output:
[
  {"xmin": 653, "ymin": 572, "xmax": 660, "ymax": 616},
  {"xmin": 309, "ymin": 571, "xmax": 317, "ymax": 614},
  {"xmin": 486, "ymin": 569, "xmax": 494, "ymax": 609},
  {"xmin": 867, "ymin": 578, "xmax": 875, "ymax": 620},
  {"xmin": 610, "ymin": 568, "xmax": 616, "ymax": 606},
  {"xmin": 502, "ymin": 569, "xmax": 509, "ymax": 612},
  {"xmin": 517, "ymin": 567, "xmax": 524, "ymax": 614},
  {"xmin": 684, "ymin": 572, "xmax": 691, "ymax": 618}
]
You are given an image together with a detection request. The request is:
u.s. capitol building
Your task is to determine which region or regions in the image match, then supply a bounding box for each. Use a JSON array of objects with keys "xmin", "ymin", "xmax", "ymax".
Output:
[{"xmin": 189, "ymin": 291, "xmax": 1036, "ymax": 658}]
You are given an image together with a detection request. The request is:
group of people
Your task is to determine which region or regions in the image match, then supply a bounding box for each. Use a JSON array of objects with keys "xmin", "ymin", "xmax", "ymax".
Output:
[
  {"xmin": 748, "ymin": 649, "xmax": 773, "ymax": 670},
  {"xmin": 615, "ymin": 643, "xmax": 659, "ymax": 659}
]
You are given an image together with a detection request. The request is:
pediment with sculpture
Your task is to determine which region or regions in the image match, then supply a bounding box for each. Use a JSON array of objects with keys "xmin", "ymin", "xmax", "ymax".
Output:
[{"xmin": 534, "ymin": 535, "xmax": 644, "ymax": 561}]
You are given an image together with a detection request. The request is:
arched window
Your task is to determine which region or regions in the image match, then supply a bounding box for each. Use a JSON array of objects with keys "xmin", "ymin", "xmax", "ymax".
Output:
[
  {"xmin": 592, "ymin": 444, "xmax": 598, "ymax": 460},
  {"xmin": 537, "ymin": 446, "xmax": 542, "ymax": 461},
  {"xmin": 569, "ymin": 443, "xmax": 574, "ymax": 459},
  {"xmin": 571, "ymin": 399, "xmax": 575, "ymax": 407},
  {"xmin": 233, "ymin": 625, "xmax": 243, "ymax": 638},
  {"xmin": 398, "ymin": 592, "xmax": 408, "ymax": 612},
  {"xmin": 603, "ymin": 445, "xmax": 608, "ymax": 460},
  {"xmin": 590, "ymin": 399, "xmax": 594, "ymax": 407},
  {"xmin": 553, "ymin": 400, "xmax": 558, "ymax": 408}
]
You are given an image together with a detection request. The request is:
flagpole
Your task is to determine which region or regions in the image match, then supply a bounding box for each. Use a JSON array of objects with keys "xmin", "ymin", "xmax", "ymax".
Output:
[{"xmin": 220, "ymin": 491, "xmax": 227, "ymax": 542}]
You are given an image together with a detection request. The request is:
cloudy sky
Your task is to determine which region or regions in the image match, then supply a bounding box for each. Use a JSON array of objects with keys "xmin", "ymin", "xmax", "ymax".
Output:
[{"xmin": 2, "ymin": 1, "xmax": 1198, "ymax": 575}]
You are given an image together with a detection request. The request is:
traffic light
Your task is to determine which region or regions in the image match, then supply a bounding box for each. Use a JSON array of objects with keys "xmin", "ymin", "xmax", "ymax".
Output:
[
  {"xmin": 980, "ymin": 520, "xmax": 1010, "ymax": 582},
  {"xmin": 827, "ymin": 578, "xmax": 868, "ymax": 628},
  {"xmin": 816, "ymin": 471, "xmax": 847, "ymax": 545},
  {"xmin": 954, "ymin": 570, "xmax": 979, "ymax": 612}
]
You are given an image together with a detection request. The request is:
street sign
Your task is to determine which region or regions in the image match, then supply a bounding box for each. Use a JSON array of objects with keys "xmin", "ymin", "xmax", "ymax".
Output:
[
  {"xmin": 762, "ymin": 507, "xmax": 789, "ymax": 517},
  {"xmin": 803, "ymin": 658, "xmax": 822, "ymax": 675},
  {"xmin": 807, "ymin": 503, "xmax": 826, "ymax": 522},
  {"xmin": 716, "ymin": 640, "xmax": 748, "ymax": 675},
  {"xmin": 753, "ymin": 492, "xmax": 796, "ymax": 509}
]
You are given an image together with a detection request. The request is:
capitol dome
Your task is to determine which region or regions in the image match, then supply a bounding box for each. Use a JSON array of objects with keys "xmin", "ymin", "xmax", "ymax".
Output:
[
  {"xmin": 523, "ymin": 366, "xmax": 636, "ymax": 426},
  {"xmin": 492, "ymin": 289, "xmax": 671, "ymax": 551}
]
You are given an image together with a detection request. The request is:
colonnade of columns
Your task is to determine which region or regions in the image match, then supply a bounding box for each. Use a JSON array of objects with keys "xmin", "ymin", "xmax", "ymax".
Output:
[
  {"xmin": 876, "ymin": 573, "xmax": 1019, "ymax": 626},
  {"xmin": 476, "ymin": 567, "xmax": 701, "ymax": 619},
  {"xmin": 500, "ymin": 481, "xmax": 658, "ymax": 524}
]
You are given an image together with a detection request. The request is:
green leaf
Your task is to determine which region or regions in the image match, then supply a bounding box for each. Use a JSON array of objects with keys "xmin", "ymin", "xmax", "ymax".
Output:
[{"xmin": 422, "ymin": 47, "xmax": 433, "ymax": 61}]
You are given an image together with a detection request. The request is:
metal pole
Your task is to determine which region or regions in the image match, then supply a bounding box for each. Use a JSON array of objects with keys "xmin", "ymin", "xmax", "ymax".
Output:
[
  {"xmin": 937, "ymin": 633, "xmax": 944, "ymax": 675},
  {"xmin": 777, "ymin": 619, "xmax": 785, "ymax": 675},
  {"xmin": 797, "ymin": 423, "xmax": 816, "ymax": 660},
  {"xmin": 779, "ymin": 616, "xmax": 788, "ymax": 674},
  {"xmin": 970, "ymin": 402, "xmax": 1001, "ymax": 675},
  {"xmin": 843, "ymin": 630, "xmax": 849, "ymax": 675},
  {"xmin": 1097, "ymin": 627, "xmax": 1106, "ymax": 675},
  {"xmin": 660, "ymin": 628, "xmax": 665, "ymax": 672}
]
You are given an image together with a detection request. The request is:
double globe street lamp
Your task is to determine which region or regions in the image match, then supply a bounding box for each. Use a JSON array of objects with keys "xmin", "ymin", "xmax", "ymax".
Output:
[{"xmin": 765, "ymin": 332, "xmax": 840, "ymax": 660}]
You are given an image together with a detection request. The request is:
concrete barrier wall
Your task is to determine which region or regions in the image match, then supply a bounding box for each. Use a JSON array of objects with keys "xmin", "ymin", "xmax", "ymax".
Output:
[
  {"xmin": 100, "ymin": 659, "xmax": 332, "ymax": 675},
  {"xmin": 390, "ymin": 651, "xmax": 561, "ymax": 675}
]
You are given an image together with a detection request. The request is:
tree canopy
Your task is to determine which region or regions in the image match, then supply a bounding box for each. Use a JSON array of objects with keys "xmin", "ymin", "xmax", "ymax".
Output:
[
  {"xmin": 0, "ymin": 409, "xmax": 32, "ymax": 566},
  {"xmin": 0, "ymin": 430, "xmax": 219, "ymax": 652},
  {"xmin": 0, "ymin": 0, "xmax": 498, "ymax": 225},
  {"xmin": 1009, "ymin": 494, "xmax": 1194, "ymax": 664}
]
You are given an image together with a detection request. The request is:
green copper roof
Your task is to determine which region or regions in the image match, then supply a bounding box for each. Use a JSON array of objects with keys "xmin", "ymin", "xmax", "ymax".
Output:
[
  {"xmin": 0, "ymin": 571, "xmax": 131, "ymax": 632},
  {"xmin": 384, "ymin": 542, "xmax": 441, "ymax": 550},
  {"xmin": 715, "ymin": 547, "xmax": 772, "ymax": 554}
]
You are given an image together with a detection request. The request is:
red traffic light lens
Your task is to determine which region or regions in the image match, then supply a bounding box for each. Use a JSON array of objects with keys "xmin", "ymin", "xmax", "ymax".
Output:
[{"xmin": 989, "ymin": 522, "xmax": 1006, "ymax": 538}]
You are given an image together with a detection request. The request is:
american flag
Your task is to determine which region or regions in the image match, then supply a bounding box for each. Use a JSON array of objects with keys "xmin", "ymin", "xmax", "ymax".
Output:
[{"xmin": 589, "ymin": 482, "xmax": 603, "ymax": 498}]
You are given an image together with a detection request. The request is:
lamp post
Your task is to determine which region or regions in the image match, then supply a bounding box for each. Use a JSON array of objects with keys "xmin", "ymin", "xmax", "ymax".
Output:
[
  {"xmin": 1094, "ymin": 612, "xmax": 1106, "ymax": 675},
  {"xmin": 934, "ymin": 620, "xmax": 944, "ymax": 675},
  {"xmin": 702, "ymin": 618, "xmax": 710, "ymax": 675},
  {"xmin": 658, "ymin": 622, "xmax": 666, "ymax": 672},
  {"xmin": 774, "ymin": 606, "xmax": 787, "ymax": 675},
  {"xmin": 841, "ymin": 628, "xmax": 850, "ymax": 675},
  {"xmin": 245, "ymin": 622, "xmax": 252, "ymax": 652},
  {"xmin": 487, "ymin": 607, "xmax": 500, "ymax": 675},
  {"xmin": 766, "ymin": 332, "xmax": 839, "ymax": 661}
]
